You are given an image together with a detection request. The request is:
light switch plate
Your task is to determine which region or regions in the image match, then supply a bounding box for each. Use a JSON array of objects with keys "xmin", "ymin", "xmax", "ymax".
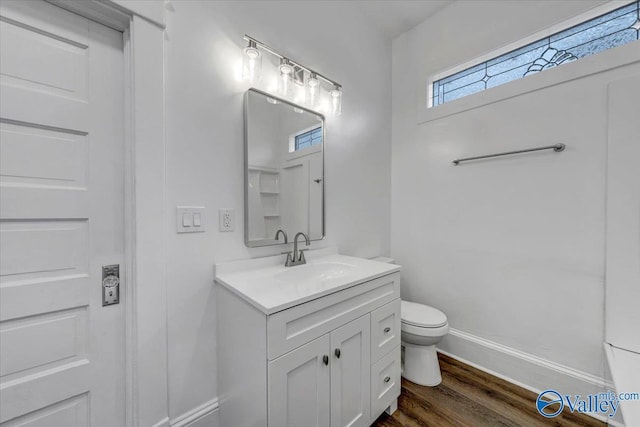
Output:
[{"xmin": 177, "ymin": 206, "xmax": 205, "ymax": 233}]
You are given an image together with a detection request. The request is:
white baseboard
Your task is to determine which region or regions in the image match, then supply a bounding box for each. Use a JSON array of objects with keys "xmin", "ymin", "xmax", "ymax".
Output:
[
  {"xmin": 438, "ymin": 328, "xmax": 624, "ymax": 426},
  {"xmin": 170, "ymin": 398, "xmax": 219, "ymax": 427}
]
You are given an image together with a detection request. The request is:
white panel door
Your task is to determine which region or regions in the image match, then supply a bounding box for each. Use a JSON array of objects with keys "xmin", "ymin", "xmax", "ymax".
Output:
[
  {"xmin": 605, "ymin": 74, "xmax": 640, "ymax": 353},
  {"xmin": 268, "ymin": 334, "xmax": 330, "ymax": 427},
  {"xmin": 0, "ymin": 1, "xmax": 125, "ymax": 426},
  {"xmin": 330, "ymin": 315, "xmax": 370, "ymax": 427}
]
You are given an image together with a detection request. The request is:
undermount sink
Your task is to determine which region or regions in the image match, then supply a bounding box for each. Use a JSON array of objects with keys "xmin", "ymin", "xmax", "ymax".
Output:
[{"xmin": 274, "ymin": 261, "xmax": 356, "ymax": 283}]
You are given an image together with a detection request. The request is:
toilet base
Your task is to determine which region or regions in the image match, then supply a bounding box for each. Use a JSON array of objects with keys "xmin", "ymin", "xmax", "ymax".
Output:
[{"xmin": 401, "ymin": 341, "xmax": 442, "ymax": 386}]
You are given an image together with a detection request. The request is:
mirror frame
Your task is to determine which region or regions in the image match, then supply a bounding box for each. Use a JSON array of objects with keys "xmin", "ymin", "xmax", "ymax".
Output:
[{"xmin": 244, "ymin": 88, "xmax": 326, "ymax": 247}]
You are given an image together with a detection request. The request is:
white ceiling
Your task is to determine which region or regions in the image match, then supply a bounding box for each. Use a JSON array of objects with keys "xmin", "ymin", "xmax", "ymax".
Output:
[{"xmin": 353, "ymin": 0, "xmax": 453, "ymax": 39}]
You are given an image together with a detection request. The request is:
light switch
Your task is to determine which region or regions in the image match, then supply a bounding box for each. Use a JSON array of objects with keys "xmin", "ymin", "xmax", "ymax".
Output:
[
  {"xmin": 176, "ymin": 206, "xmax": 206, "ymax": 233},
  {"xmin": 182, "ymin": 213, "xmax": 192, "ymax": 227}
]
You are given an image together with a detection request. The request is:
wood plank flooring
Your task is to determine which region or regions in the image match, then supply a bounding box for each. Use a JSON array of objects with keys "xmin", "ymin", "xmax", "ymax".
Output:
[{"xmin": 372, "ymin": 353, "xmax": 606, "ymax": 427}]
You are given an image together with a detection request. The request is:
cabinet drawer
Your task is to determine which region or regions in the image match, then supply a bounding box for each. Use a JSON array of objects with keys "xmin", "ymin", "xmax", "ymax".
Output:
[
  {"xmin": 267, "ymin": 272, "xmax": 400, "ymax": 360},
  {"xmin": 371, "ymin": 346, "xmax": 401, "ymax": 418},
  {"xmin": 370, "ymin": 299, "xmax": 400, "ymax": 363}
]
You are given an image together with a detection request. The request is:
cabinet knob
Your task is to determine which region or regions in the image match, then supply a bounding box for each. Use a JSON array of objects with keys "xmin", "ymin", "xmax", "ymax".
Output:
[
  {"xmin": 334, "ymin": 348, "xmax": 341, "ymax": 358},
  {"xmin": 384, "ymin": 327, "xmax": 391, "ymax": 333},
  {"xmin": 384, "ymin": 376, "xmax": 391, "ymax": 383},
  {"xmin": 323, "ymin": 355, "xmax": 329, "ymax": 365}
]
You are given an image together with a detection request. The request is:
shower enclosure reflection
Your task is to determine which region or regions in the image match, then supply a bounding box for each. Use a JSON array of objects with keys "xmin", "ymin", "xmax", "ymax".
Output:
[{"xmin": 244, "ymin": 88, "xmax": 325, "ymax": 247}]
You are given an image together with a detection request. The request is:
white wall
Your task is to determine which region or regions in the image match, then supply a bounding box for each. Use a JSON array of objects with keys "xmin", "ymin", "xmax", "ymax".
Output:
[
  {"xmin": 391, "ymin": 0, "xmax": 640, "ymax": 397},
  {"xmin": 164, "ymin": 1, "xmax": 391, "ymax": 423},
  {"xmin": 605, "ymin": 75, "xmax": 640, "ymax": 354}
]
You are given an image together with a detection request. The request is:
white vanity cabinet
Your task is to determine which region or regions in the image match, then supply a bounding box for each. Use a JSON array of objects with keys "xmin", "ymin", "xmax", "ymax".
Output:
[
  {"xmin": 269, "ymin": 315, "xmax": 370, "ymax": 427},
  {"xmin": 216, "ymin": 260, "xmax": 401, "ymax": 427}
]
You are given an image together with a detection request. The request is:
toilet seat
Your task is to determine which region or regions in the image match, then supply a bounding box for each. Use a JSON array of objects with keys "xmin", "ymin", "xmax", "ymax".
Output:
[
  {"xmin": 401, "ymin": 300, "xmax": 447, "ymax": 328},
  {"xmin": 401, "ymin": 321, "xmax": 449, "ymax": 338}
]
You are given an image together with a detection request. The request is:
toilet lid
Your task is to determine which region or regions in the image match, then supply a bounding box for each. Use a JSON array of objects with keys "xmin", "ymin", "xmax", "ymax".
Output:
[{"xmin": 401, "ymin": 300, "xmax": 447, "ymax": 328}]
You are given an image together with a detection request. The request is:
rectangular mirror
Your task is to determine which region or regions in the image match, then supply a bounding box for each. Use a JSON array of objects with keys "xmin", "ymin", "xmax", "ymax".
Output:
[{"xmin": 244, "ymin": 88, "xmax": 325, "ymax": 247}]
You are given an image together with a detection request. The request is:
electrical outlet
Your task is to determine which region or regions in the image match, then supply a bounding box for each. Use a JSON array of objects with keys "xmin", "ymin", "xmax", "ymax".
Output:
[{"xmin": 219, "ymin": 208, "xmax": 234, "ymax": 232}]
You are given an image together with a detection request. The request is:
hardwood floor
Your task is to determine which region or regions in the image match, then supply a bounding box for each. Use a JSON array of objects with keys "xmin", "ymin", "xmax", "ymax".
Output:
[{"xmin": 372, "ymin": 353, "xmax": 606, "ymax": 427}]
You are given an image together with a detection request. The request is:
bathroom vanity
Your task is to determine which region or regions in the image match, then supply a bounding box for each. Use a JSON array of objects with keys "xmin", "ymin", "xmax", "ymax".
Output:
[{"xmin": 215, "ymin": 249, "xmax": 401, "ymax": 427}]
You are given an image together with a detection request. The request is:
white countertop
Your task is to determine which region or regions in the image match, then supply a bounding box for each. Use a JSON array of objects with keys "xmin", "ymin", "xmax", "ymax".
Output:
[{"xmin": 215, "ymin": 248, "xmax": 401, "ymax": 315}]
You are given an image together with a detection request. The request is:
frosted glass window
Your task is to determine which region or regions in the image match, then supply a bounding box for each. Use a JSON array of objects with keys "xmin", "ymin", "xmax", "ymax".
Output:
[
  {"xmin": 294, "ymin": 127, "xmax": 322, "ymax": 151},
  {"xmin": 431, "ymin": 1, "xmax": 640, "ymax": 107}
]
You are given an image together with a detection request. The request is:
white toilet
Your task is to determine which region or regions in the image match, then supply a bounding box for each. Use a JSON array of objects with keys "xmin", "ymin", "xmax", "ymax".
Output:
[
  {"xmin": 401, "ymin": 300, "xmax": 449, "ymax": 386},
  {"xmin": 372, "ymin": 257, "xmax": 449, "ymax": 387}
]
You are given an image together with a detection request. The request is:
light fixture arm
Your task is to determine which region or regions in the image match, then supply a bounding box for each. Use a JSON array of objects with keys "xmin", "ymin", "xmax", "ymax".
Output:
[{"xmin": 243, "ymin": 34, "xmax": 341, "ymax": 89}]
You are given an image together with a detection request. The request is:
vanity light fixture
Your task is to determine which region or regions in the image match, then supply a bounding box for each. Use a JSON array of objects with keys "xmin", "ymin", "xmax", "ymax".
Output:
[
  {"xmin": 305, "ymin": 72, "xmax": 320, "ymax": 108},
  {"xmin": 242, "ymin": 39, "xmax": 262, "ymax": 84},
  {"xmin": 278, "ymin": 58, "xmax": 294, "ymax": 98},
  {"xmin": 241, "ymin": 35, "xmax": 343, "ymax": 115},
  {"xmin": 330, "ymin": 84, "xmax": 342, "ymax": 116}
]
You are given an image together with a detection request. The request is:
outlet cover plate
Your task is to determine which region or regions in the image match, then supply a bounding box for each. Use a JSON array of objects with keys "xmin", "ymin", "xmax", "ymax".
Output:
[{"xmin": 219, "ymin": 208, "xmax": 234, "ymax": 232}]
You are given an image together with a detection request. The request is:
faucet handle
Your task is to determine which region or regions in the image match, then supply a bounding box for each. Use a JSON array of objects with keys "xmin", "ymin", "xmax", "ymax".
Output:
[
  {"xmin": 281, "ymin": 251, "xmax": 294, "ymax": 267},
  {"xmin": 298, "ymin": 249, "xmax": 309, "ymax": 262}
]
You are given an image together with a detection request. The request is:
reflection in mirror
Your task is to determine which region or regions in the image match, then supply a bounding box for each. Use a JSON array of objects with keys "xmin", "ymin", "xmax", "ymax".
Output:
[{"xmin": 244, "ymin": 89, "xmax": 325, "ymax": 247}]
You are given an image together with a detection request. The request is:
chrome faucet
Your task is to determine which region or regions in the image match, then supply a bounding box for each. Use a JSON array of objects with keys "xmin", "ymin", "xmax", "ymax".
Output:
[
  {"xmin": 282, "ymin": 232, "xmax": 310, "ymax": 267},
  {"xmin": 275, "ymin": 229, "xmax": 288, "ymax": 244}
]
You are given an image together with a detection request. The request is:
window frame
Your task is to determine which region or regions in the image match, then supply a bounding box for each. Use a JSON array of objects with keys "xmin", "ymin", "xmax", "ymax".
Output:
[
  {"xmin": 292, "ymin": 125, "xmax": 323, "ymax": 152},
  {"xmin": 286, "ymin": 124, "xmax": 323, "ymax": 161},
  {"xmin": 427, "ymin": 1, "xmax": 638, "ymax": 108}
]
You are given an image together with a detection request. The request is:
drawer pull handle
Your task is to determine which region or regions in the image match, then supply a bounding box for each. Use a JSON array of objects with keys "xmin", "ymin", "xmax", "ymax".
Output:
[
  {"xmin": 384, "ymin": 376, "xmax": 391, "ymax": 383},
  {"xmin": 323, "ymin": 355, "xmax": 329, "ymax": 365},
  {"xmin": 334, "ymin": 348, "xmax": 341, "ymax": 358},
  {"xmin": 384, "ymin": 327, "xmax": 391, "ymax": 333}
]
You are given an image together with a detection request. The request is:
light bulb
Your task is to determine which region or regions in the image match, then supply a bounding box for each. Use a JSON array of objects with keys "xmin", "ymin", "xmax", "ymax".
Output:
[
  {"xmin": 242, "ymin": 40, "xmax": 262, "ymax": 84},
  {"xmin": 305, "ymin": 72, "xmax": 320, "ymax": 108},
  {"xmin": 277, "ymin": 58, "xmax": 294, "ymax": 98},
  {"xmin": 329, "ymin": 84, "xmax": 342, "ymax": 116}
]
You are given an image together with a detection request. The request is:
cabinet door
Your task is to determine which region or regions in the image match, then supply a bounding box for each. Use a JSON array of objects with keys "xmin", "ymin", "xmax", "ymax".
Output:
[
  {"xmin": 268, "ymin": 334, "xmax": 331, "ymax": 427},
  {"xmin": 330, "ymin": 315, "xmax": 371, "ymax": 427}
]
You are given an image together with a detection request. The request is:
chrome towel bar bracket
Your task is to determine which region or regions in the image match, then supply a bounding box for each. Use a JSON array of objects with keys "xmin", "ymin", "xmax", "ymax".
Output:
[{"xmin": 452, "ymin": 143, "xmax": 565, "ymax": 165}]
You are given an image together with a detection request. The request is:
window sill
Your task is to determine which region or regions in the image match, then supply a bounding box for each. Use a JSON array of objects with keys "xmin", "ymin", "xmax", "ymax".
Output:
[{"xmin": 417, "ymin": 41, "xmax": 640, "ymax": 125}]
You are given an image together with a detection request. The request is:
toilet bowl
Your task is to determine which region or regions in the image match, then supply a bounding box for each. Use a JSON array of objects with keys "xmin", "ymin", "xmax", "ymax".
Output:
[
  {"xmin": 371, "ymin": 257, "xmax": 449, "ymax": 387},
  {"xmin": 401, "ymin": 300, "xmax": 449, "ymax": 386}
]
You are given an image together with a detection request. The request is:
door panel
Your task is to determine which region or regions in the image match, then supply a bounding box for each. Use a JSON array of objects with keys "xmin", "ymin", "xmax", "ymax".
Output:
[
  {"xmin": 330, "ymin": 315, "xmax": 371, "ymax": 427},
  {"xmin": 2, "ymin": 394, "xmax": 88, "ymax": 427},
  {"xmin": 0, "ymin": 307, "xmax": 87, "ymax": 377},
  {"xmin": 0, "ymin": 1, "xmax": 124, "ymax": 425},
  {"xmin": 269, "ymin": 334, "xmax": 330, "ymax": 427}
]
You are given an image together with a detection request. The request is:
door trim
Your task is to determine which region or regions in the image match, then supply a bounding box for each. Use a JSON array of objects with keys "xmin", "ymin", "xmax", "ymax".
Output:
[{"xmin": 44, "ymin": 2, "xmax": 168, "ymax": 427}]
